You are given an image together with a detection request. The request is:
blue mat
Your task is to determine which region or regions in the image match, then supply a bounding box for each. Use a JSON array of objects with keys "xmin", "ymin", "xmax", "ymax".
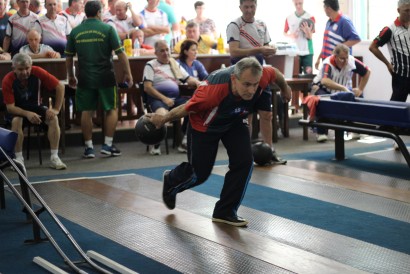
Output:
[{"xmin": 0, "ymin": 191, "xmax": 181, "ymax": 274}]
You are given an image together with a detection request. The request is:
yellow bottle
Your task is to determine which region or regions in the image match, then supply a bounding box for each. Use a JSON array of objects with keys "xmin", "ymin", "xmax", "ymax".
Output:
[
  {"xmin": 180, "ymin": 17, "xmax": 187, "ymax": 36},
  {"xmin": 217, "ymin": 34, "xmax": 226, "ymax": 54},
  {"xmin": 124, "ymin": 36, "xmax": 132, "ymax": 57}
]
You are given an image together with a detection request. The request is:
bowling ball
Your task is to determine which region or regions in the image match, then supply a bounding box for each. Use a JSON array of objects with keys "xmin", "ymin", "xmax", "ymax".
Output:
[
  {"xmin": 252, "ymin": 141, "xmax": 273, "ymax": 166},
  {"xmin": 135, "ymin": 115, "xmax": 167, "ymax": 145}
]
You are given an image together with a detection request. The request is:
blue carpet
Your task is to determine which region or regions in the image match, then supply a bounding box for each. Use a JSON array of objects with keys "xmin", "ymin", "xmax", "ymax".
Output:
[{"xmin": 0, "ymin": 191, "xmax": 181, "ymax": 274}]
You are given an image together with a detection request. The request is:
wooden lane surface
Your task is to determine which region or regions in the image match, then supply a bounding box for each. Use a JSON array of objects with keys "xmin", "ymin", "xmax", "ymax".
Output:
[
  {"xmin": 213, "ymin": 165, "xmax": 410, "ymax": 203},
  {"xmin": 59, "ymin": 177, "xmax": 367, "ymax": 274}
]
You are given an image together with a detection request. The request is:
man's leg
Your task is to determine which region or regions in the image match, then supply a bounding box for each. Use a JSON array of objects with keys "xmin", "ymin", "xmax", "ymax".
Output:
[
  {"xmin": 47, "ymin": 116, "xmax": 67, "ymax": 169},
  {"xmin": 258, "ymin": 110, "xmax": 273, "ymax": 147},
  {"xmin": 10, "ymin": 117, "xmax": 24, "ymax": 163},
  {"xmin": 212, "ymin": 122, "xmax": 253, "ymax": 226},
  {"xmin": 163, "ymin": 125, "xmax": 219, "ymax": 209}
]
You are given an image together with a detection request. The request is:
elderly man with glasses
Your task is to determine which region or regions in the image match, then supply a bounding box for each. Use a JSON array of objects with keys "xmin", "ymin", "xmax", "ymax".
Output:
[{"xmin": 311, "ymin": 43, "xmax": 371, "ymax": 142}]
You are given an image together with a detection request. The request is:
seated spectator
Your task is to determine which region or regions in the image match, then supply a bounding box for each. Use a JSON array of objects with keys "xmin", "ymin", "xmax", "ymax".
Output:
[
  {"xmin": 312, "ymin": 44, "xmax": 371, "ymax": 142},
  {"xmin": 108, "ymin": 0, "xmax": 142, "ymax": 41},
  {"xmin": 176, "ymin": 39, "xmax": 208, "ymax": 152},
  {"xmin": 143, "ymin": 40, "xmax": 199, "ymax": 155},
  {"xmin": 177, "ymin": 39, "xmax": 208, "ymax": 81},
  {"xmin": 34, "ymin": 0, "xmax": 71, "ymax": 56},
  {"xmin": 1, "ymin": 53, "xmax": 66, "ymax": 169},
  {"xmin": 174, "ymin": 22, "xmax": 216, "ymax": 54},
  {"xmin": 134, "ymin": 28, "xmax": 154, "ymax": 55},
  {"xmin": 19, "ymin": 29, "xmax": 61, "ymax": 58},
  {"xmin": 189, "ymin": 1, "xmax": 217, "ymax": 39},
  {"xmin": 139, "ymin": 0, "xmax": 170, "ymax": 47},
  {"xmin": 3, "ymin": 0, "xmax": 39, "ymax": 56}
]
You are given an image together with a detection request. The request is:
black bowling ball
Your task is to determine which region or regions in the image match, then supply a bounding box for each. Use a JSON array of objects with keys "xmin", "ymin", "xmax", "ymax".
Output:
[
  {"xmin": 252, "ymin": 141, "xmax": 273, "ymax": 166},
  {"xmin": 135, "ymin": 115, "xmax": 167, "ymax": 145}
]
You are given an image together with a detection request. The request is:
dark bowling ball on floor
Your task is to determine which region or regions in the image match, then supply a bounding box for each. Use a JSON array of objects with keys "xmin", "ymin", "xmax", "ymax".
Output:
[
  {"xmin": 252, "ymin": 141, "xmax": 273, "ymax": 166},
  {"xmin": 135, "ymin": 115, "xmax": 167, "ymax": 145}
]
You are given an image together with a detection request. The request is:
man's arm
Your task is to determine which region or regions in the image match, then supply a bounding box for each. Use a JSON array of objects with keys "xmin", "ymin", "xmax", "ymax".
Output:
[
  {"xmin": 2, "ymin": 36, "xmax": 11, "ymax": 53},
  {"xmin": 142, "ymin": 25, "xmax": 170, "ymax": 38},
  {"xmin": 354, "ymin": 69, "xmax": 371, "ymax": 97},
  {"xmin": 369, "ymin": 42, "xmax": 393, "ymax": 75},
  {"xmin": 343, "ymin": 40, "xmax": 360, "ymax": 48},
  {"xmin": 272, "ymin": 68, "xmax": 292, "ymax": 103},
  {"xmin": 6, "ymin": 103, "xmax": 42, "ymax": 124},
  {"xmin": 52, "ymin": 82, "xmax": 65, "ymax": 113},
  {"xmin": 65, "ymin": 56, "xmax": 77, "ymax": 88},
  {"xmin": 148, "ymin": 102, "xmax": 189, "ymax": 128},
  {"xmin": 320, "ymin": 77, "xmax": 350, "ymax": 92},
  {"xmin": 228, "ymin": 41, "xmax": 276, "ymax": 58},
  {"xmin": 127, "ymin": 3, "xmax": 142, "ymax": 27},
  {"xmin": 143, "ymin": 80, "xmax": 174, "ymax": 107},
  {"xmin": 117, "ymin": 51, "xmax": 133, "ymax": 86}
]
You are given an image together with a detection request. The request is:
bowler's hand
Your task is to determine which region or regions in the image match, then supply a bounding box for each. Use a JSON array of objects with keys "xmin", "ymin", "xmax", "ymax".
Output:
[{"xmin": 146, "ymin": 113, "xmax": 165, "ymax": 129}]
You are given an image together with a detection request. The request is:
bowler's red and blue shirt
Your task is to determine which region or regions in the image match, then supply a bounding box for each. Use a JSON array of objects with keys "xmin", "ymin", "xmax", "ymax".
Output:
[{"xmin": 185, "ymin": 66, "xmax": 276, "ymax": 133}]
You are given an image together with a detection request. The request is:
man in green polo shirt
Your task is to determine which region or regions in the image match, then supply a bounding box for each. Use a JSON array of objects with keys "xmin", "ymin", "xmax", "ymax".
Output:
[{"xmin": 65, "ymin": 0, "xmax": 133, "ymax": 158}]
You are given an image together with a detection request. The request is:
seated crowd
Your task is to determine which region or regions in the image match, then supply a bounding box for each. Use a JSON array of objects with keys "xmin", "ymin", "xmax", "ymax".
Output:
[{"xmin": 0, "ymin": 0, "xmax": 216, "ymax": 170}]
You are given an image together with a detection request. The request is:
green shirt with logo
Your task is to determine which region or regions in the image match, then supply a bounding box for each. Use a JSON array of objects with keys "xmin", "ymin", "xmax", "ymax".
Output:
[{"xmin": 65, "ymin": 18, "xmax": 123, "ymax": 88}]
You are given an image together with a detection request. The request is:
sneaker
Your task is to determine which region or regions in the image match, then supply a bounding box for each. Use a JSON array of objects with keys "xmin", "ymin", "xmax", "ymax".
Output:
[
  {"xmin": 101, "ymin": 144, "xmax": 121, "ymax": 156},
  {"xmin": 162, "ymin": 170, "xmax": 176, "ymax": 209},
  {"xmin": 83, "ymin": 147, "xmax": 95, "ymax": 158},
  {"xmin": 270, "ymin": 152, "xmax": 287, "ymax": 165},
  {"xmin": 150, "ymin": 146, "xmax": 161, "ymax": 155},
  {"xmin": 212, "ymin": 215, "xmax": 249, "ymax": 227},
  {"xmin": 12, "ymin": 158, "xmax": 26, "ymax": 173},
  {"xmin": 316, "ymin": 134, "xmax": 328, "ymax": 143},
  {"xmin": 177, "ymin": 144, "xmax": 187, "ymax": 153},
  {"xmin": 50, "ymin": 157, "xmax": 67, "ymax": 170}
]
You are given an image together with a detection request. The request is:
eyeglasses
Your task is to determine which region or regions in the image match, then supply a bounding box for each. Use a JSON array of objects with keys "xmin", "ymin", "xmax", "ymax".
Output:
[{"xmin": 337, "ymin": 56, "xmax": 348, "ymax": 62}]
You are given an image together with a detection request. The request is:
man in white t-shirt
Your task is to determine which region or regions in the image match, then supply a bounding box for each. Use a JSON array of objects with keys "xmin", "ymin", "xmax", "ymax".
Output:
[
  {"xmin": 34, "ymin": 0, "xmax": 71, "ymax": 56},
  {"xmin": 143, "ymin": 40, "xmax": 199, "ymax": 155},
  {"xmin": 284, "ymin": 0, "xmax": 315, "ymax": 74},
  {"xmin": 139, "ymin": 0, "xmax": 169, "ymax": 47},
  {"xmin": 3, "ymin": 0, "xmax": 39, "ymax": 55}
]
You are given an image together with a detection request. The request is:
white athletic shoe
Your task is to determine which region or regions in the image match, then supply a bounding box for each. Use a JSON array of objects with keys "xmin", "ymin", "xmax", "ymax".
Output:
[
  {"xmin": 316, "ymin": 134, "xmax": 328, "ymax": 143},
  {"xmin": 50, "ymin": 157, "xmax": 67, "ymax": 170},
  {"xmin": 150, "ymin": 146, "xmax": 161, "ymax": 156}
]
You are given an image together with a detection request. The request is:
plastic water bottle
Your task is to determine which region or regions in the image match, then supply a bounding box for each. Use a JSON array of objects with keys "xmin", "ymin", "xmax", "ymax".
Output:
[{"xmin": 133, "ymin": 39, "xmax": 140, "ymax": 56}]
